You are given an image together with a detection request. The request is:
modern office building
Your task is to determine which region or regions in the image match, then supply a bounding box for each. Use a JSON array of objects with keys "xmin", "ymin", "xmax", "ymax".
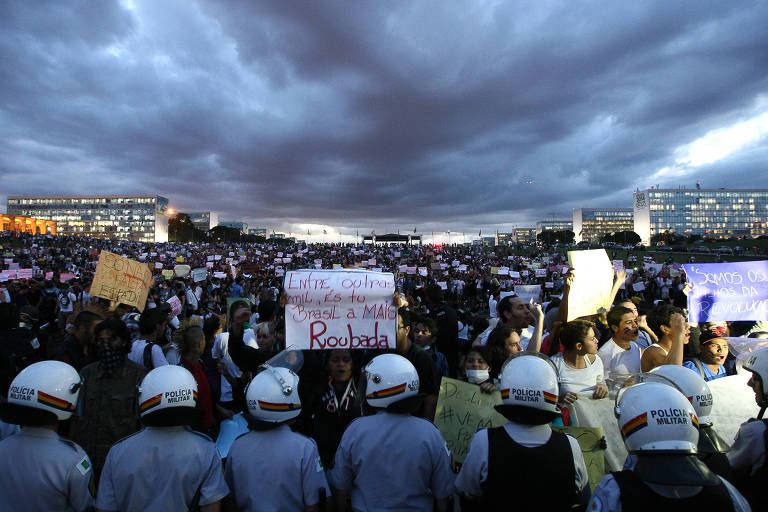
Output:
[
  {"xmin": 218, "ymin": 221, "xmax": 248, "ymax": 234},
  {"xmin": 248, "ymin": 228, "xmax": 267, "ymax": 237},
  {"xmin": 0, "ymin": 214, "xmax": 57, "ymax": 235},
  {"xmin": 184, "ymin": 211, "xmax": 218, "ymax": 232},
  {"xmin": 496, "ymin": 232, "xmax": 514, "ymax": 246},
  {"xmin": 634, "ymin": 188, "xmax": 768, "ymax": 244},
  {"xmin": 573, "ymin": 208, "xmax": 634, "ymax": 243},
  {"xmin": 514, "ymin": 228, "xmax": 537, "ymax": 244},
  {"xmin": 7, "ymin": 195, "xmax": 169, "ymax": 242},
  {"xmin": 536, "ymin": 220, "xmax": 573, "ymax": 233}
]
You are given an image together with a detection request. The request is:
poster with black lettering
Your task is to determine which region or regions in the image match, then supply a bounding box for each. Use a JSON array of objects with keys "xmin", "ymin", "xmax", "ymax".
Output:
[
  {"xmin": 284, "ymin": 269, "xmax": 397, "ymax": 350},
  {"xmin": 683, "ymin": 261, "xmax": 768, "ymax": 323}
]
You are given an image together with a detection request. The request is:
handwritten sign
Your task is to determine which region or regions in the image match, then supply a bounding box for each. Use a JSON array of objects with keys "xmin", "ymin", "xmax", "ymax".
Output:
[
  {"xmin": 683, "ymin": 261, "xmax": 768, "ymax": 323},
  {"xmin": 162, "ymin": 270, "xmax": 175, "ymax": 280},
  {"xmin": 284, "ymin": 269, "xmax": 397, "ymax": 350},
  {"xmin": 192, "ymin": 268, "xmax": 207, "ymax": 282},
  {"xmin": 515, "ymin": 285, "xmax": 541, "ymax": 304},
  {"xmin": 174, "ymin": 265, "xmax": 191, "ymax": 278},
  {"xmin": 566, "ymin": 249, "xmax": 614, "ymax": 321},
  {"xmin": 434, "ymin": 378, "xmax": 507, "ymax": 465},
  {"xmin": 90, "ymin": 251, "xmax": 152, "ymax": 311},
  {"xmin": 552, "ymin": 426, "xmax": 605, "ymax": 490},
  {"xmin": 167, "ymin": 295, "xmax": 183, "ymax": 317},
  {"xmin": 535, "ymin": 268, "xmax": 547, "ymax": 278}
]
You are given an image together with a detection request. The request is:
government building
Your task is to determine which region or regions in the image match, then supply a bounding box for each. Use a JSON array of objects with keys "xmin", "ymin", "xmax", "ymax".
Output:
[
  {"xmin": 633, "ymin": 188, "xmax": 768, "ymax": 244},
  {"xmin": 6, "ymin": 195, "xmax": 169, "ymax": 242},
  {"xmin": 573, "ymin": 208, "xmax": 634, "ymax": 243}
]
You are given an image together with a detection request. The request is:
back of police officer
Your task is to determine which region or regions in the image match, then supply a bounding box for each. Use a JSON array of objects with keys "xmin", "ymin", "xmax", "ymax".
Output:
[
  {"xmin": 329, "ymin": 353, "xmax": 455, "ymax": 511},
  {"xmin": 455, "ymin": 353, "xmax": 590, "ymax": 510},
  {"xmin": 225, "ymin": 365, "xmax": 330, "ymax": 511},
  {"xmin": 0, "ymin": 360, "xmax": 94, "ymax": 511},
  {"xmin": 589, "ymin": 381, "xmax": 750, "ymax": 512},
  {"xmin": 95, "ymin": 365, "xmax": 229, "ymax": 511}
]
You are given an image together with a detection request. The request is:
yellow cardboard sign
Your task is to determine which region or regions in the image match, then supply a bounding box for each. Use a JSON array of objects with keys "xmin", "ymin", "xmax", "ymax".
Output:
[
  {"xmin": 176, "ymin": 255, "xmax": 185, "ymax": 263},
  {"xmin": 566, "ymin": 249, "xmax": 614, "ymax": 321},
  {"xmin": 434, "ymin": 378, "xmax": 507, "ymax": 466},
  {"xmin": 552, "ymin": 426, "xmax": 605, "ymax": 490},
  {"xmin": 90, "ymin": 251, "xmax": 152, "ymax": 312}
]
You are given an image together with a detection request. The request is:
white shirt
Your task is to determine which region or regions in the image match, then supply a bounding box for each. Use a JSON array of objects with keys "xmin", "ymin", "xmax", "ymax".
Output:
[
  {"xmin": 479, "ymin": 323, "xmax": 534, "ymax": 348},
  {"xmin": 455, "ymin": 422, "xmax": 588, "ymax": 498},
  {"xmin": 128, "ymin": 339, "xmax": 169, "ymax": 369},
  {"xmin": 551, "ymin": 353, "xmax": 604, "ymax": 394},
  {"xmin": 597, "ymin": 339, "xmax": 642, "ymax": 380},
  {"xmin": 489, "ymin": 297, "xmax": 498, "ymax": 318}
]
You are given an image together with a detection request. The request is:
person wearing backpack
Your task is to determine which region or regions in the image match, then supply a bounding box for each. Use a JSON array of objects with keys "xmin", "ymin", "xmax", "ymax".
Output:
[
  {"xmin": 127, "ymin": 308, "xmax": 169, "ymax": 370},
  {"xmin": 0, "ymin": 302, "xmax": 42, "ymax": 397}
]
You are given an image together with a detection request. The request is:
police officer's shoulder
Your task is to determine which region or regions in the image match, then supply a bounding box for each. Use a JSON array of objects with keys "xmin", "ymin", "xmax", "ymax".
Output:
[
  {"xmin": 111, "ymin": 428, "xmax": 147, "ymax": 447},
  {"xmin": 56, "ymin": 436, "xmax": 88, "ymax": 456},
  {"xmin": 183, "ymin": 425, "xmax": 215, "ymax": 443}
]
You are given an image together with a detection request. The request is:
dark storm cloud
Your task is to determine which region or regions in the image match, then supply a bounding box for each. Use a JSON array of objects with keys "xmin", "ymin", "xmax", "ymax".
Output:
[{"xmin": 1, "ymin": 0, "xmax": 768, "ymax": 235}]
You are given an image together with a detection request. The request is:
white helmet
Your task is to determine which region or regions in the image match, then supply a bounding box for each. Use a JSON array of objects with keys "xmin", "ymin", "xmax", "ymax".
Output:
[
  {"xmin": 616, "ymin": 382, "xmax": 699, "ymax": 453},
  {"xmin": 650, "ymin": 365, "xmax": 713, "ymax": 425},
  {"xmin": 364, "ymin": 354, "xmax": 419, "ymax": 408},
  {"xmin": 138, "ymin": 365, "xmax": 197, "ymax": 418},
  {"xmin": 498, "ymin": 353, "xmax": 559, "ymax": 414},
  {"xmin": 6, "ymin": 361, "xmax": 81, "ymax": 421},
  {"xmin": 245, "ymin": 366, "xmax": 301, "ymax": 423},
  {"xmin": 743, "ymin": 348, "xmax": 768, "ymax": 399}
]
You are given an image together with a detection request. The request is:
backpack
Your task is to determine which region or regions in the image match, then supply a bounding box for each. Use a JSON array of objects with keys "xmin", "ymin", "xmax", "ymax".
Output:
[
  {"xmin": 143, "ymin": 341, "xmax": 156, "ymax": 369},
  {"xmin": 0, "ymin": 328, "xmax": 42, "ymax": 394}
]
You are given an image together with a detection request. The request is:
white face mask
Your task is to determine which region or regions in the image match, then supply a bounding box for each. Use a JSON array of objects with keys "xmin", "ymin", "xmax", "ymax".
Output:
[{"xmin": 466, "ymin": 369, "xmax": 490, "ymax": 384}]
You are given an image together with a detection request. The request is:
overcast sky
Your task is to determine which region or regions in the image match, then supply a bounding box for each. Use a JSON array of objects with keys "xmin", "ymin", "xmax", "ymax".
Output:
[{"xmin": 2, "ymin": 0, "xmax": 768, "ymax": 242}]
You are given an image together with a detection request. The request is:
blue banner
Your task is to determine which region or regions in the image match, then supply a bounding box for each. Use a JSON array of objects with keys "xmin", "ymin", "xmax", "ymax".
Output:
[{"xmin": 683, "ymin": 261, "xmax": 768, "ymax": 323}]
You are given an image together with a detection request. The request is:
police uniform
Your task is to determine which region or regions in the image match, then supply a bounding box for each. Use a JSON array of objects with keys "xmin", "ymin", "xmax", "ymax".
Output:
[
  {"xmin": 0, "ymin": 427, "xmax": 94, "ymax": 511},
  {"xmin": 225, "ymin": 424, "xmax": 331, "ymax": 511},
  {"xmin": 588, "ymin": 455, "xmax": 751, "ymax": 512},
  {"xmin": 96, "ymin": 426, "xmax": 229, "ymax": 511},
  {"xmin": 455, "ymin": 421, "xmax": 589, "ymax": 505},
  {"xmin": 329, "ymin": 411, "xmax": 455, "ymax": 511},
  {"xmin": 728, "ymin": 418, "xmax": 767, "ymax": 509}
]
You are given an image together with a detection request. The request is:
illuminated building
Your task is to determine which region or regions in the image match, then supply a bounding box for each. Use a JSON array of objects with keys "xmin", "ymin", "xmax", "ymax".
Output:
[
  {"xmin": 183, "ymin": 211, "xmax": 218, "ymax": 231},
  {"xmin": 514, "ymin": 228, "xmax": 537, "ymax": 244},
  {"xmin": 7, "ymin": 195, "xmax": 169, "ymax": 242},
  {"xmin": 633, "ymin": 188, "xmax": 768, "ymax": 244},
  {"xmin": 0, "ymin": 214, "xmax": 57, "ymax": 235},
  {"xmin": 536, "ymin": 220, "xmax": 573, "ymax": 233},
  {"xmin": 573, "ymin": 208, "xmax": 633, "ymax": 243}
]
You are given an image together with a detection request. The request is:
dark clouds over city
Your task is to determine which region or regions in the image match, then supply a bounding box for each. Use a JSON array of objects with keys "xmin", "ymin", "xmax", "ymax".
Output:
[{"xmin": 2, "ymin": 0, "xmax": 768, "ymax": 240}]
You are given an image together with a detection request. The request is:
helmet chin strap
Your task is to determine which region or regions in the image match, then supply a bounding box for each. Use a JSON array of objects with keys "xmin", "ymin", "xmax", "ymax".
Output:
[{"xmin": 758, "ymin": 405, "xmax": 766, "ymax": 420}]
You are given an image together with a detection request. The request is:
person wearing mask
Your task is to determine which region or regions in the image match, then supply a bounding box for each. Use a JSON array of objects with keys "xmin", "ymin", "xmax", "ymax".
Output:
[
  {"xmin": 95, "ymin": 365, "xmax": 229, "ymax": 511},
  {"xmin": 455, "ymin": 353, "xmax": 590, "ymax": 509},
  {"xmin": 0, "ymin": 361, "xmax": 94, "ymax": 511},
  {"xmin": 330, "ymin": 354, "xmax": 454, "ymax": 512},
  {"xmin": 551, "ymin": 320, "xmax": 609, "ymax": 409},
  {"xmin": 729, "ymin": 347, "xmax": 768, "ymax": 508},
  {"xmin": 598, "ymin": 306, "xmax": 642, "ymax": 382},
  {"xmin": 650, "ymin": 364, "xmax": 733, "ymax": 481},
  {"xmin": 225, "ymin": 366, "xmax": 330, "ymax": 511},
  {"xmin": 642, "ymin": 304, "xmax": 689, "ymax": 372},
  {"xmin": 127, "ymin": 307, "xmax": 170, "ymax": 369},
  {"xmin": 589, "ymin": 381, "xmax": 749, "ymax": 511},
  {"xmin": 72, "ymin": 318, "xmax": 147, "ymax": 483}
]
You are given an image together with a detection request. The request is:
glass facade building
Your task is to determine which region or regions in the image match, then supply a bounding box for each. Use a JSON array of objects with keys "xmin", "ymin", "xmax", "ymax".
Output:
[
  {"xmin": 573, "ymin": 208, "xmax": 634, "ymax": 243},
  {"xmin": 7, "ymin": 195, "xmax": 169, "ymax": 242},
  {"xmin": 218, "ymin": 221, "xmax": 248, "ymax": 234},
  {"xmin": 634, "ymin": 189, "xmax": 768, "ymax": 244},
  {"xmin": 536, "ymin": 220, "xmax": 573, "ymax": 233},
  {"xmin": 514, "ymin": 228, "xmax": 537, "ymax": 244}
]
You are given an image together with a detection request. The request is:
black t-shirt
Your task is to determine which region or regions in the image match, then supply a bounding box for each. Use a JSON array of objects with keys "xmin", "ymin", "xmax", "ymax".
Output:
[{"xmin": 404, "ymin": 343, "xmax": 440, "ymax": 396}]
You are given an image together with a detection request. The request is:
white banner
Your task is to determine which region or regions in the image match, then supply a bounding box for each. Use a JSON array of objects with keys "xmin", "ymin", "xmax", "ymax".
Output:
[{"xmin": 284, "ymin": 269, "xmax": 397, "ymax": 350}]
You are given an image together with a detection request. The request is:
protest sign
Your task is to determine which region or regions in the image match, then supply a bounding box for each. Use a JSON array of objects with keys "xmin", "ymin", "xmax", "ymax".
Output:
[
  {"xmin": 191, "ymin": 268, "xmax": 207, "ymax": 282},
  {"xmin": 407, "ymin": 266, "xmax": 417, "ymax": 275},
  {"xmin": 612, "ymin": 260, "xmax": 624, "ymax": 271},
  {"xmin": 332, "ymin": 264, "xmax": 342, "ymax": 270},
  {"xmin": 59, "ymin": 273, "xmax": 76, "ymax": 282},
  {"xmin": 418, "ymin": 267, "xmax": 427, "ymax": 277},
  {"xmin": 174, "ymin": 265, "xmax": 191, "ymax": 278},
  {"xmin": 437, "ymin": 281, "xmax": 447, "ymax": 290},
  {"xmin": 535, "ymin": 268, "xmax": 547, "ymax": 277},
  {"xmin": 162, "ymin": 270, "xmax": 175, "ymax": 280},
  {"xmin": 213, "ymin": 272, "xmax": 227, "ymax": 279},
  {"xmin": 490, "ymin": 266, "xmax": 501, "ymax": 275},
  {"xmin": 45, "ymin": 271, "xmax": 53, "ymax": 281},
  {"xmin": 18, "ymin": 269, "xmax": 33, "ymax": 279},
  {"xmin": 515, "ymin": 285, "xmax": 541, "ymax": 304},
  {"xmin": 632, "ymin": 282, "xmax": 645, "ymax": 291},
  {"xmin": 207, "ymin": 255, "xmax": 214, "ymax": 261},
  {"xmin": 8, "ymin": 263, "xmax": 19, "ymax": 271},
  {"xmin": 509, "ymin": 271, "xmax": 520, "ymax": 278},
  {"xmin": 284, "ymin": 269, "xmax": 396, "ymax": 350},
  {"xmin": 155, "ymin": 262, "xmax": 163, "ymax": 270},
  {"xmin": 683, "ymin": 261, "xmax": 768, "ymax": 323},
  {"xmin": 545, "ymin": 281, "xmax": 554, "ymax": 288},
  {"xmin": 497, "ymin": 267, "xmax": 509, "ymax": 275},
  {"xmin": 90, "ymin": 251, "xmax": 152, "ymax": 312},
  {"xmin": 434, "ymin": 378, "xmax": 507, "ymax": 466},
  {"xmin": 566, "ymin": 250, "xmax": 614, "ymax": 321},
  {"xmin": 176, "ymin": 256, "xmax": 184, "ymax": 263},
  {"xmin": 500, "ymin": 291, "xmax": 516, "ymax": 300},
  {"xmin": 552, "ymin": 426, "xmax": 605, "ymax": 490},
  {"xmin": 167, "ymin": 296, "xmax": 183, "ymax": 317}
]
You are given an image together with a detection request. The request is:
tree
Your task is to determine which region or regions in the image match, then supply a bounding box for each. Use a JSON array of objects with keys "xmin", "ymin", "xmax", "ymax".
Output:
[
  {"xmin": 168, "ymin": 214, "xmax": 197, "ymax": 242},
  {"xmin": 209, "ymin": 225, "xmax": 244, "ymax": 242},
  {"xmin": 613, "ymin": 230, "xmax": 641, "ymax": 245},
  {"xmin": 536, "ymin": 230, "xmax": 575, "ymax": 245}
]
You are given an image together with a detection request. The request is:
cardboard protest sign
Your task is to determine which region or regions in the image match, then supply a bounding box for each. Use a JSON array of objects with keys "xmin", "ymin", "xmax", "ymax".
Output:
[
  {"xmin": 191, "ymin": 268, "xmax": 207, "ymax": 282},
  {"xmin": 509, "ymin": 271, "xmax": 520, "ymax": 278},
  {"xmin": 612, "ymin": 260, "xmax": 624, "ymax": 271},
  {"xmin": 18, "ymin": 269, "xmax": 33, "ymax": 279},
  {"xmin": 284, "ymin": 269, "xmax": 396, "ymax": 350},
  {"xmin": 162, "ymin": 270, "xmax": 175, "ymax": 280},
  {"xmin": 515, "ymin": 285, "xmax": 541, "ymax": 304},
  {"xmin": 490, "ymin": 266, "xmax": 501, "ymax": 275},
  {"xmin": 60, "ymin": 273, "xmax": 76, "ymax": 282},
  {"xmin": 535, "ymin": 268, "xmax": 547, "ymax": 277},
  {"xmin": 174, "ymin": 265, "xmax": 191, "ymax": 278},
  {"xmin": 155, "ymin": 262, "xmax": 163, "ymax": 270},
  {"xmin": 434, "ymin": 378, "xmax": 507, "ymax": 466},
  {"xmin": 632, "ymin": 282, "xmax": 645, "ymax": 291},
  {"xmin": 566, "ymin": 249, "xmax": 614, "ymax": 321},
  {"xmin": 90, "ymin": 251, "xmax": 152, "ymax": 312},
  {"xmin": 683, "ymin": 261, "xmax": 768, "ymax": 323},
  {"xmin": 552, "ymin": 426, "xmax": 605, "ymax": 490},
  {"xmin": 167, "ymin": 295, "xmax": 183, "ymax": 317},
  {"xmin": 176, "ymin": 256, "xmax": 184, "ymax": 263}
]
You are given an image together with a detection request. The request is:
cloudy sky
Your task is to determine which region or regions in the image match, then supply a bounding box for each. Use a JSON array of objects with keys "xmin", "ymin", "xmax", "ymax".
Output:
[{"xmin": 2, "ymin": 1, "xmax": 768, "ymax": 242}]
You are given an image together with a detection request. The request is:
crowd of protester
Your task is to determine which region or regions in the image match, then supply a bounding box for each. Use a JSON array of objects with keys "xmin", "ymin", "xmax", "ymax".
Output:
[{"xmin": 1, "ymin": 230, "xmax": 767, "ymax": 511}]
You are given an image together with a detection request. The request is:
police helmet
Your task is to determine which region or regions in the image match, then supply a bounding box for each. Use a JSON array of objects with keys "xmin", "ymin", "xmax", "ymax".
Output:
[
  {"xmin": 650, "ymin": 365, "xmax": 714, "ymax": 425},
  {"xmin": 245, "ymin": 366, "xmax": 301, "ymax": 423},
  {"xmin": 364, "ymin": 354, "xmax": 420, "ymax": 412},
  {"xmin": 495, "ymin": 352, "xmax": 560, "ymax": 425},
  {"xmin": 1, "ymin": 361, "xmax": 81, "ymax": 425},
  {"xmin": 138, "ymin": 365, "xmax": 199, "ymax": 426}
]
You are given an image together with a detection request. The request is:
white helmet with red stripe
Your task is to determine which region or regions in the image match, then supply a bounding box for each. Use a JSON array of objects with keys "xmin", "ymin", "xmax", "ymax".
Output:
[
  {"xmin": 364, "ymin": 354, "xmax": 419, "ymax": 408},
  {"xmin": 6, "ymin": 361, "xmax": 81, "ymax": 421},
  {"xmin": 650, "ymin": 365, "xmax": 714, "ymax": 425},
  {"xmin": 138, "ymin": 365, "xmax": 198, "ymax": 419},
  {"xmin": 498, "ymin": 353, "xmax": 560, "ymax": 413},
  {"xmin": 245, "ymin": 366, "xmax": 301, "ymax": 423}
]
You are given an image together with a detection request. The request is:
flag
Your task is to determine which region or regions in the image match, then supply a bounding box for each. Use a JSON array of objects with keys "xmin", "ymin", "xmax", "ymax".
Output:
[
  {"xmin": 413, "ymin": 227, "xmax": 417, "ymax": 233},
  {"xmin": 479, "ymin": 230, "xmax": 482, "ymax": 237},
  {"xmin": 323, "ymin": 229, "xmax": 327, "ymax": 235},
  {"xmin": 307, "ymin": 229, "xmax": 311, "ymax": 236}
]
